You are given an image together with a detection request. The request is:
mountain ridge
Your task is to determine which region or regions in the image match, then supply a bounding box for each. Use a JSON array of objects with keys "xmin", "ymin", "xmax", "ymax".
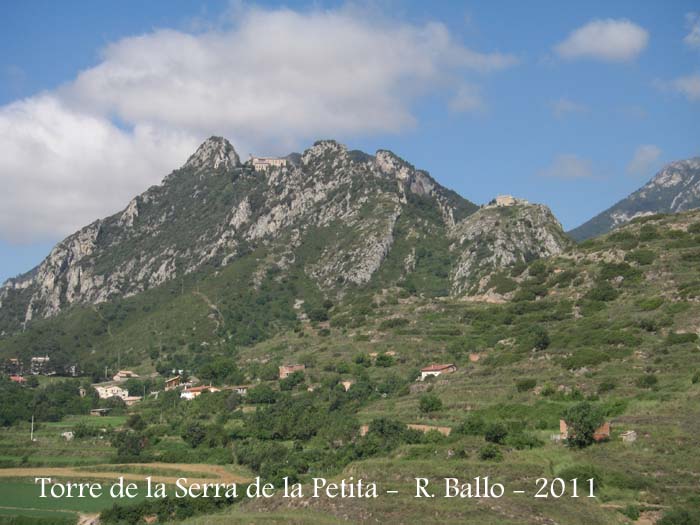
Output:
[
  {"xmin": 0, "ymin": 137, "xmax": 570, "ymax": 335},
  {"xmin": 569, "ymin": 156, "xmax": 700, "ymax": 240}
]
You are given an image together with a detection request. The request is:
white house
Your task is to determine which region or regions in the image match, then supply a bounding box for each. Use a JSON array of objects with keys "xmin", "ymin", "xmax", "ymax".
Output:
[
  {"xmin": 94, "ymin": 385, "xmax": 129, "ymax": 400},
  {"xmin": 180, "ymin": 385, "xmax": 221, "ymax": 400},
  {"xmin": 420, "ymin": 364, "xmax": 457, "ymax": 381}
]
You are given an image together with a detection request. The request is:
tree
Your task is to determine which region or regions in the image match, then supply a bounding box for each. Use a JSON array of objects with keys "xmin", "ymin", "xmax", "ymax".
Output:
[
  {"xmin": 419, "ymin": 394, "xmax": 442, "ymax": 413},
  {"xmin": 247, "ymin": 384, "xmax": 278, "ymax": 404},
  {"xmin": 375, "ymin": 354, "xmax": 394, "ymax": 367},
  {"xmin": 562, "ymin": 402, "xmax": 605, "ymax": 448},
  {"xmin": 182, "ymin": 422, "xmax": 207, "ymax": 448},
  {"xmin": 126, "ymin": 413, "xmax": 146, "ymax": 431},
  {"xmin": 280, "ymin": 370, "xmax": 305, "ymax": 391},
  {"xmin": 113, "ymin": 430, "xmax": 146, "ymax": 458},
  {"xmin": 484, "ymin": 422, "xmax": 508, "ymax": 444},
  {"xmin": 529, "ymin": 326, "xmax": 550, "ymax": 350}
]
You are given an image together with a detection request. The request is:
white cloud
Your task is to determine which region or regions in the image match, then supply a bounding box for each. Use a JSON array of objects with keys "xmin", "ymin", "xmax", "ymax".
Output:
[
  {"xmin": 0, "ymin": 95, "xmax": 196, "ymax": 242},
  {"xmin": 672, "ymin": 73, "xmax": 700, "ymax": 101},
  {"xmin": 538, "ymin": 154, "xmax": 594, "ymax": 179},
  {"xmin": 0, "ymin": 6, "xmax": 517, "ymax": 242},
  {"xmin": 550, "ymin": 97, "xmax": 588, "ymax": 118},
  {"xmin": 626, "ymin": 145, "xmax": 662, "ymax": 176},
  {"xmin": 685, "ymin": 12, "xmax": 700, "ymax": 49},
  {"xmin": 449, "ymin": 83, "xmax": 485, "ymax": 113},
  {"xmin": 555, "ymin": 19, "xmax": 649, "ymax": 62}
]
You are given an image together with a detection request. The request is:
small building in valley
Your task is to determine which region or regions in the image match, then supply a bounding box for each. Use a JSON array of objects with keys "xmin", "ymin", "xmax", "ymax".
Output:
[
  {"xmin": 180, "ymin": 385, "xmax": 221, "ymax": 400},
  {"xmin": 112, "ymin": 370, "xmax": 139, "ymax": 382},
  {"xmin": 420, "ymin": 364, "xmax": 456, "ymax": 381},
  {"xmin": 30, "ymin": 356, "xmax": 52, "ymax": 375},
  {"xmin": 165, "ymin": 375, "xmax": 181, "ymax": 390},
  {"xmin": 94, "ymin": 384, "xmax": 129, "ymax": 400},
  {"xmin": 279, "ymin": 364, "xmax": 305, "ymax": 379},
  {"xmin": 9, "ymin": 375, "xmax": 25, "ymax": 384},
  {"xmin": 90, "ymin": 408, "xmax": 111, "ymax": 417},
  {"xmin": 226, "ymin": 385, "xmax": 253, "ymax": 396}
]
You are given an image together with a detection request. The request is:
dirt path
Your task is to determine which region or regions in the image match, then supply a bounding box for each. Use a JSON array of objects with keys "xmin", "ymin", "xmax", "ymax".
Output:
[
  {"xmin": 0, "ymin": 462, "xmax": 249, "ymax": 485},
  {"xmin": 193, "ymin": 290, "xmax": 225, "ymax": 332}
]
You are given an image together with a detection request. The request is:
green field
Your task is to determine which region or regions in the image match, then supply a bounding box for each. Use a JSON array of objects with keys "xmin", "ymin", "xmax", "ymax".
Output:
[{"xmin": 0, "ymin": 479, "xmax": 145, "ymax": 519}]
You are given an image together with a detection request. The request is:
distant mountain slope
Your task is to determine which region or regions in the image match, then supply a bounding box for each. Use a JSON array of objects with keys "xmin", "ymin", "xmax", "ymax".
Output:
[
  {"xmin": 0, "ymin": 137, "xmax": 570, "ymax": 336},
  {"xmin": 569, "ymin": 157, "xmax": 700, "ymax": 241}
]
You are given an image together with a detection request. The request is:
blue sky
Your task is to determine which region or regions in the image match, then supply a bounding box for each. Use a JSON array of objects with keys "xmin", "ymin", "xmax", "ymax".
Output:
[{"xmin": 1, "ymin": 0, "xmax": 699, "ymax": 282}]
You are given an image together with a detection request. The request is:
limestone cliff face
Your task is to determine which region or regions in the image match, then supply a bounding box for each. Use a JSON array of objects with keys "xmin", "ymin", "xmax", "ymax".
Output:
[
  {"xmin": 0, "ymin": 138, "xmax": 572, "ymax": 333},
  {"xmin": 449, "ymin": 198, "xmax": 571, "ymax": 295},
  {"xmin": 0, "ymin": 138, "xmax": 482, "ymax": 331}
]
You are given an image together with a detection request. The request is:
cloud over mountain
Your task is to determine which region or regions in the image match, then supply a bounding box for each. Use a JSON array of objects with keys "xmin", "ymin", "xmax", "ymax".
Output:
[
  {"xmin": 0, "ymin": 5, "xmax": 516, "ymax": 242},
  {"xmin": 555, "ymin": 19, "xmax": 648, "ymax": 62}
]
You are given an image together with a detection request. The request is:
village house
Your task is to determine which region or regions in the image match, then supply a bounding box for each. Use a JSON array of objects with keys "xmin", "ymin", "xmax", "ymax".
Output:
[
  {"xmin": 164, "ymin": 375, "xmax": 181, "ymax": 390},
  {"xmin": 94, "ymin": 384, "xmax": 129, "ymax": 400},
  {"xmin": 250, "ymin": 155, "xmax": 287, "ymax": 171},
  {"xmin": 9, "ymin": 375, "xmax": 25, "ymax": 384},
  {"xmin": 180, "ymin": 385, "xmax": 221, "ymax": 400},
  {"xmin": 30, "ymin": 356, "xmax": 52, "ymax": 375},
  {"xmin": 64, "ymin": 364, "xmax": 80, "ymax": 377},
  {"xmin": 420, "ymin": 363, "xmax": 457, "ymax": 381},
  {"xmin": 112, "ymin": 370, "xmax": 139, "ymax": 382},
  {"xmin": 90, "ymin": 408, "xmax": 111, "ymax": 417},
  {"xmin": 5, "ymin": 358, "xmax": 22, "ymax": 375},
  {"xmin": 279, "ymin": 364, "xmax": 305, "ymax": 379},
  {"xmin": 226, "ymin": 385, "xmax": 253, "ymax": 396},
  {"xmin": 559, "ymin": 419, "xmax": 611, "ymax": 442}
]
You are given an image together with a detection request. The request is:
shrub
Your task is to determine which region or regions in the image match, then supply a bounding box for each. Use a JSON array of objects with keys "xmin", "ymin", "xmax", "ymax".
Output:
[
  {"xmin": 599, "ymin": 262, "xmax": 641, "ymax": 282},
  {"xmin": 625, "ymin": 249, "xmax": 655, "ymax": 265},
  {"xmin": 692, "ymin": 371, "xmax": 700, "ymax": 384},
  {"xmin": 504, "ymin": 432, "xmax": 543, "ymax": 450},
  {"xmin": 487, "ymin": 273, "xmax": 518, "ymax": 294},
  {"xmin": 636, "ymin": 374, "xmax": 658, "ymax": 389},
  {"xmin": 586, "ymin": 281, "xmax": 618, "ymax": 302},
  {"xmin": 515, "ymin": 378, "xmax": 537, "ymax": 392},
  {"xmin": 659, "ymin": 508, "xmax": 700, "ymax": 525},
  {"xmin": 561, "ymin": 402, "xmax": 604, "ymax": 448},
  {"xmin": 557, "ymin": 464, "xmax": 601, "ymax": 493},
  {"xmin": 456, "ymin": 414, "xmax": 485, "ymax": 435},
  {"xmin": 597, "ymin": 380, "xmax": 616, "ymax": 394},
  {"xmin": 419, "ymin": 394, "xmax": 442, "ymax": 413},
  {"xmin": 620, "ymin": 505, "xmax": 640, "ymax": 520},
  {"xmin": 484, "ymin": 422, "xmax": 508, "ymax": 444},
  {"xmin": 375, "ymin": 354, "xmax": 395, "ymax": 367},
  {"xmin": 182, "ymin": 422, "xmax": 207, "ymax": 448},
  {"xmin": 478, "ymin": 443, "xmax": 503, "ymax": 461},
  {"xmin": 379, "ymin": 317, "xmax": 409, "ymax": 330},
  {"xmin": 639, "ymin": 224, "xmax": 659, "ymax": 241},
  {"xmin": 666, "ymin": 332, "xmax": 698, "ymax": 345},
  {"xmin": 638, "ymin": 318, "xmax": 658, "ymax": 332},
  {"xmin": 528, "ymin": 325, "xmax": 550, "ymax": 351},
  {"xmin": 637, "ymin": 297, "xmax": 663, "ymax": 311}
]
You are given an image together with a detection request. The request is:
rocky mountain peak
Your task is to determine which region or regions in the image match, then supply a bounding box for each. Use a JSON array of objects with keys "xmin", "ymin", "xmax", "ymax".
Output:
[
  {"xmin": 449, "ymin": 198, "xmax": 570, "ymax": 296},
  {"xmin": 184, "ymin": 136, "xmax": 241, "ymax": 172},
  {"xmin": 301, "ymin": 139, "xmax": 348, "ymax": 165},
  {"xmin": 569, "ymin": 155, "xmax": 700, "ymax": 240}
]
